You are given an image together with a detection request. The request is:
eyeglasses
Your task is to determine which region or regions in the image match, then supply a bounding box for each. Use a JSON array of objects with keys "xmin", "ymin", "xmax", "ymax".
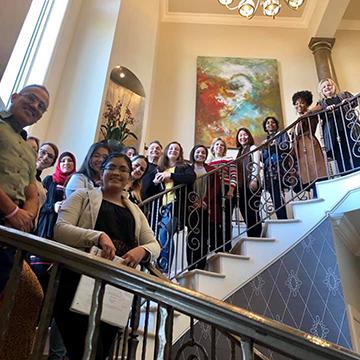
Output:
[
  {"xmin": 103, "ymin": 164, "xmax": 130, "ymax": 173},
  {"xmin": 21, "ymin": 93, "xmax": 48, "ymax": 113},
  {"xmin": 39, "ymin": 149, "xmax": 56, "ymax": 162}
]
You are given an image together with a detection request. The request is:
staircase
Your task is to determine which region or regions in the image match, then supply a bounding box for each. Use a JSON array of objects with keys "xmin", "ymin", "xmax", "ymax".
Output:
[
  {"xmin": 178, "ymin": 170, "xmax": 359, "ymax": 294},
  {"xmin": 132, "ymin": 170, "xmax": 360, "ymax": 360},
  {"xmin": 167, "ymin": 170, "xmax": 360, "ymax": 340}
]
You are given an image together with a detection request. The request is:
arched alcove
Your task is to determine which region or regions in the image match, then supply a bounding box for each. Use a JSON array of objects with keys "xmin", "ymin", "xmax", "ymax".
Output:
[{"xmin": 98, "ymin": 66, "xmax": 145, "ymax": 150}]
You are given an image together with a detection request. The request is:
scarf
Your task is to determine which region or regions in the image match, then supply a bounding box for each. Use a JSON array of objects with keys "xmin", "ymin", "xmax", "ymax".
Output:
[{"xmin": 52, "ymin": 152, "xmax": 76, "ymax": 185}]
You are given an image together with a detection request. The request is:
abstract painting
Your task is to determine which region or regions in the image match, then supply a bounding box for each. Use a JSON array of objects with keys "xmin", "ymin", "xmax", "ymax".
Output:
[{"xmin": 195, "ymin": 56, "xmax": 283, "ymax": 148}]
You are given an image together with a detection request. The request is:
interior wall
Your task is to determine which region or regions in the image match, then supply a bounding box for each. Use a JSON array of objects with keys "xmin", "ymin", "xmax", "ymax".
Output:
[
  {"xmin": 333, "ymin": 30, "xmax": 360, "ymax": 94},
  {"xmin": 148, "ymin": 23, "xmax": 319, "ymax": 155},
  {"xmin": 334, "ymin": 230, "xmax": 360, "ymax": 312},
  {"xmin": 0, "ymin": 0, "xmax": 31, "ymax": 79},
  {"xmin": 102, "ymin": 0, "xmax": 160, "ymax": 152},
  {"xmin": 36, "ymin": 0, "xmax": 122, "ymax": 165}
]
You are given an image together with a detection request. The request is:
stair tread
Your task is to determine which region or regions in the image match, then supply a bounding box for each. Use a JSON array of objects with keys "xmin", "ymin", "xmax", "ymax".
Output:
[
  {"xmin": 230, "ymin": 237, "xmax": 276, "ymax": 254},
  {"xmin": 290, "ymin": 197, "xmax": 324, "ymax": 205},
  {"xmin": 264, "ymin": 218, "xmax": 301, "ymax": 224},
  {"xmin": 241, "ymin": 236, "xmax": 276, "ymax": 242},
  {"xmin": 177, "ymin": 269, "xmax": 226, "ymax": 279},
  {"xmin": 208, "ymin": 252, "xmax": 250, "ymax": 261}
]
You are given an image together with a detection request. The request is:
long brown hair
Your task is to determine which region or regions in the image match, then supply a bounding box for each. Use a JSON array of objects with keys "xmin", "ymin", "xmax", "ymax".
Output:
[
  {"xmin": 235, "ymin": 127, "xmax": 255, "ymax": 153},
  {"xmin": 130, "ymin": 155, "xmax": 148, "ymax": 203},
  {"xmin": 158, "ymin": 141, "xmax": 184, "ymax": 171}
]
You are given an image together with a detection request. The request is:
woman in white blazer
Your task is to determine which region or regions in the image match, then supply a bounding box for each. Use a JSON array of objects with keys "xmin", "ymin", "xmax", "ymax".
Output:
[{"xmin": 53, "ymin": 152, "xmax": 160, "ymax": 360}]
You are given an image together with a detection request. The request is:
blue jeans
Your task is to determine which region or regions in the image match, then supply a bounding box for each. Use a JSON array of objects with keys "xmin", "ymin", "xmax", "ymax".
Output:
[
  {"xmin": 48, "ymin": 319, "xmax": 67, "ymax": 360},
  {"xmin": 157, "ymin": 204, "xmax": 177, "ymax": 273}
]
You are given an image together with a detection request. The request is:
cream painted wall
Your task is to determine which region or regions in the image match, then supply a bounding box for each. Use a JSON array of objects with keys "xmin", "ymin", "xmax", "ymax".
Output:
[
  {"xmin": 148, "ymin": 23, "xmax": 320, "ymax": 156},
  {"xmin": 333, "ymin": 30, "xmax": 360, "ymax": 94},
  {"xmin": 34, "ymin": 0, "xmax": 122, "ymax": 165},
  {"xmin": 100, "ymin": 0, "xmax": 160, "ymax": 152}
]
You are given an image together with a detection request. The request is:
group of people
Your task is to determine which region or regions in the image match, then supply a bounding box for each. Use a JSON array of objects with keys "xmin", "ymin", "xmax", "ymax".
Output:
[{"xmin": 0, "ymin": 77, "xmax": 358, "ymax": 359}]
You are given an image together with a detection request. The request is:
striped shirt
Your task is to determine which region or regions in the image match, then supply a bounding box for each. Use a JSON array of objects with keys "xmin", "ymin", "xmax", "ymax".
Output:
[{"xmin": 207, "ymin": 157, "xmax": 237, "ymax": 188}]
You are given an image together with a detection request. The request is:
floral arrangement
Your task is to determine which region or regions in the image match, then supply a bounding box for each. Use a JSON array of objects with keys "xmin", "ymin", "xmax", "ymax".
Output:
[{"xmin": 100, "ymin": 99, "xmax": 137, "ymax": 144}]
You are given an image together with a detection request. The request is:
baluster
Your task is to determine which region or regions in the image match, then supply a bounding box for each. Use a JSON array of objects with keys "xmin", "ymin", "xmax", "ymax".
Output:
[
  {"xmin": 240, "ymin": 336, "xmax": 254, "ymax": 360},
  {"xmin": 154, "ymin": 304, "xmax": 174, "ymax": 360},
  {"xmin": 211, "ymin": 325, "xmax": 216, "ymax": 360},
  {"xmin": 141, "ymin": 300, "xmax": 151, "ymax": 360},
  {"xmin": 0, "ymin": 248, "xmax": 24, "ymax": 342},
  {"xmin": 31, "ymin": 263, "xmax": 62, "ymax": 360},
  {"xmin": 83, "ymin": 279, "xmax": 105, "ymax": 360},
  {"xmin": 127, "ymin": 294, "xmax": 141, "ymax": 359}
]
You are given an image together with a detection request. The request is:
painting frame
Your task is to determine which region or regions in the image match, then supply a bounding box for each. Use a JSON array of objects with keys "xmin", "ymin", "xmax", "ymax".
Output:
[{"xmin": 195, "ymin": 56, "xmax": 283, "ymax": 148}]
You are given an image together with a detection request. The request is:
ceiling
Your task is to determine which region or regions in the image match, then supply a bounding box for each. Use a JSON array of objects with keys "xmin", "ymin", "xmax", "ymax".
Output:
[
  {"xmin": 163, "ymin": 0, "xmax": 360, "ymax": 29},
  {"xmin": 168, "ymin": 0, "xmax": 305, "ymax": 17}
]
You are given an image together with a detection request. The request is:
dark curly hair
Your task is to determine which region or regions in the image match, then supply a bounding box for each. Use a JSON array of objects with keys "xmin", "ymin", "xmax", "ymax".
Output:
[
  {"xmin": 292, "ymin": 90, "xmax": 313, "ymax": 107},
  {"xmin": 262, "ymin": 116, "xmax": 279, "ymax": 133}
]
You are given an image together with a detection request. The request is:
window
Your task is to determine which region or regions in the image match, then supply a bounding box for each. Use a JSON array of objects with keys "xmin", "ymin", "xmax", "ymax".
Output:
[{"xmin": 0, "ymin": 0, "xmax": 69, "ymax": 107}]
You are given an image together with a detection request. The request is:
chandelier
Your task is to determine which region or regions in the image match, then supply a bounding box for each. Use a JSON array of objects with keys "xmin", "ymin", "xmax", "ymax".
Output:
[{"xmin": 217, "ymin": 0, "xmax": 305, "ymax": 19}]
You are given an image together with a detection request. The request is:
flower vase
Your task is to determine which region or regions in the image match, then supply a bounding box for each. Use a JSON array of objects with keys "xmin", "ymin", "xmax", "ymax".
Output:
[{"xmin": 107, "ymin": 139, "xmax": 123, "ymax": 153}]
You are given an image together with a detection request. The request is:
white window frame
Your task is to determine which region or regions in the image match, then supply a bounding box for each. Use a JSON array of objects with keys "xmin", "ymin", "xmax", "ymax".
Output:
[{"xmin": 0, "ymin": 0, "xmax": 69, "ymax": 107}]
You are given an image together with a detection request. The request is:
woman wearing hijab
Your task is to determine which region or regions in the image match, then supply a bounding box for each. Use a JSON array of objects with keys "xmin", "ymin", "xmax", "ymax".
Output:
[{"xmin": 37, "ymin": 152, "xmax": 77, "ymax": 239}]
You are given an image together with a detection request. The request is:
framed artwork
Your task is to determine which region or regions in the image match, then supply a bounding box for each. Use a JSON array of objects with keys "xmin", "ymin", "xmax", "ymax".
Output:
[{"xmin": 195, "ymin": 56, "xmax": 283, "ymax": 148}]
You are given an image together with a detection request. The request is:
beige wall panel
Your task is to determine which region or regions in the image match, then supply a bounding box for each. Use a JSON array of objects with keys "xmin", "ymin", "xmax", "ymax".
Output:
[{"xmin": 148, "ymin": 23, "xmax": 320, "ymax": 156}]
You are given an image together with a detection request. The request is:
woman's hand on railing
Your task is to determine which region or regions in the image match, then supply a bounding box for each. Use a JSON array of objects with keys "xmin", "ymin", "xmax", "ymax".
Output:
[
  {"xmin": 153, "ymin": 172, "xmax": 171, "ymax": 184},
  {"xmin": 326, "ymin": 104, "xmax": 336, "ymax": 111},
  {"xmin": 226, "ymin": 186, "xmax": 234, "ymax": 199},
  {"xmin": 98, "ymin": 233, "xmax": 116, "ymax": 260},
  {"xmin": 249, "ymin": 179, "xmax": 258, "ymax": 191},
  {"xmin": 122, "ymin": 247, "xmax": 147, "ymax": 268}
]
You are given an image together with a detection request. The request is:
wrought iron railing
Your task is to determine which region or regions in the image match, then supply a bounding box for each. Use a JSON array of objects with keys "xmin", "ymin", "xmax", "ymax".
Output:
[
  {"xmin": 141, "ymin": 93, "xmax": 360, "ymax": 277},
  {"xmin": 0, "ymin": 226, "xmax": 360, "ymax": 360}
]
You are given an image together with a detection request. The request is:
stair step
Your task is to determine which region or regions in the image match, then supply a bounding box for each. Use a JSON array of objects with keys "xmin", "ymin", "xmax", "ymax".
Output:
[
  {"xmin": 264, "ymin": 218, "xmax": 301, "ymax": 225},
  {"xmin": 208, "ymin": 252, "xmax": 250, "ymax": 261},
  {"xmin": 177, "ymin": 269, "xmax": 226, "ymax": 280},
  {"xmin": 207, "ymin": 252, "xmax": 250, "ymax": 275},
  {"xmin": 290, "ymin": 197, "xmax": 324, "ymax": 206},
  {"xmin": 231, "ymin": 237, "xmax": 276, "ymax": 255},
  {"xmin": 262, "ymin": 218, "xmax": 301, "ymax": 238},
  {"xmin": 176, "ymin": 269, "xmax": 226, "ymax": 292}
]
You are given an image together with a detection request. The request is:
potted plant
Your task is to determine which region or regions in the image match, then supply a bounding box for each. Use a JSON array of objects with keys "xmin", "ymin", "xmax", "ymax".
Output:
[{"xmin": 100, "ymin": 99, "xmax": 137, "ymax": 151}]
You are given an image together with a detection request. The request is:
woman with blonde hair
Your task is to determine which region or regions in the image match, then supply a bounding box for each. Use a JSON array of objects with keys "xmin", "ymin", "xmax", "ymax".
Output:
[{"xmin": 315, "ymin": 78, "xmax": 360, "ymax": 173}]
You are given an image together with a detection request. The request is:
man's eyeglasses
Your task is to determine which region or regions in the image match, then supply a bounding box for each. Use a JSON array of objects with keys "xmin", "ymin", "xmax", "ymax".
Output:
[{"xmin": 22, "ymin": 93, "xmax": 48, "ymax": 113}]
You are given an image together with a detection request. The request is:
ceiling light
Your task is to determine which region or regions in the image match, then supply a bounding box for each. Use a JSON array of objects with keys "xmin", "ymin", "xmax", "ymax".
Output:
[{"xmin": 217, "ymin": 0, "xmax": 305, "ymax": 19}]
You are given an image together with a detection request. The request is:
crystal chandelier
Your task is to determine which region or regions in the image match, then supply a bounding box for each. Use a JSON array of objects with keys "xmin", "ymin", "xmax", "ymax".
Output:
[{"xmin": 217, "ymin": 0, "xmax": 305, "ymax": 19}]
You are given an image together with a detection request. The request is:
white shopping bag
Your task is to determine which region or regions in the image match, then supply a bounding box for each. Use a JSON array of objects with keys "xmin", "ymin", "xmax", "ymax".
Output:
[{"xmin": 70, "ymin": 247, "xmax": 137, "ymax": 327}]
